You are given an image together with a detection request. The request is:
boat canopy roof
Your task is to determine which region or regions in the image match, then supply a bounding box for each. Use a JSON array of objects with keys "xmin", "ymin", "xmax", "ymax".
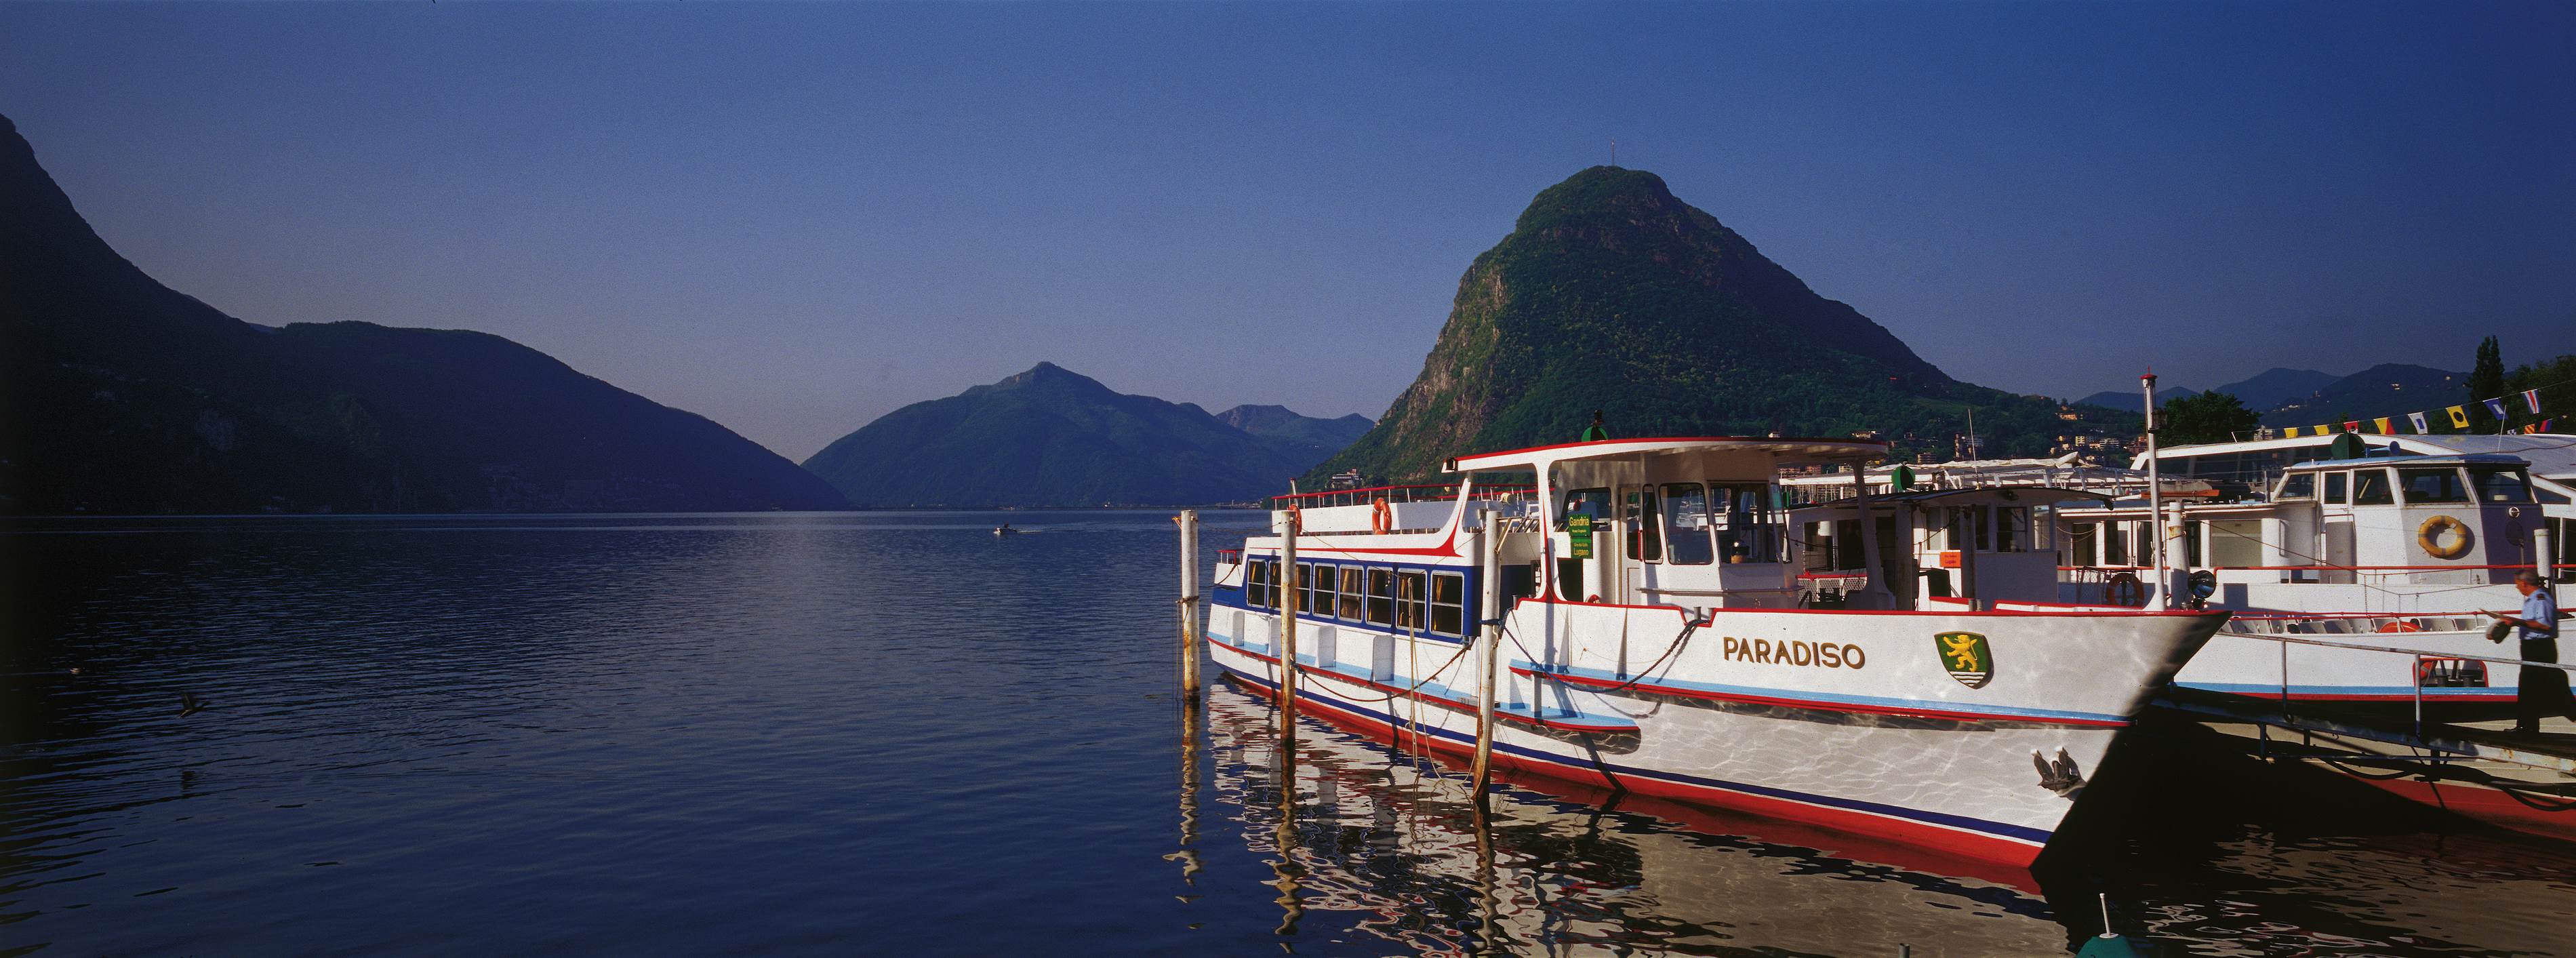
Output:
[
  {"xmin": 2280, "ymin": 452, "xmax": 2529, "ymax": 473},
  {"xmin": 1445, "ymin": 436, "xmax": 1886, "ymax": 475}
]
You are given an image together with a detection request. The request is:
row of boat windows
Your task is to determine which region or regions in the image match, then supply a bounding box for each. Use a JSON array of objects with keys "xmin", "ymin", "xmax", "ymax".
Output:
[
  {"xmin": 1241, "ymin": 561, "xmax": 1470, "ymax": 637},
  {"xmin": 1562, "ymin": 483, "xmax": 1786, "ymax": 565},
  {"xmin": 2274, "ymin": 466, "xmax": 2531, "ymax": 506}
]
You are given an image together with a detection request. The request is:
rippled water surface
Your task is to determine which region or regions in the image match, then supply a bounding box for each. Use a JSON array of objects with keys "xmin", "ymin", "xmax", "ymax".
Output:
[{"xmin": 5, "ymin": 512, "xmax": 2574, "ymax": 956}]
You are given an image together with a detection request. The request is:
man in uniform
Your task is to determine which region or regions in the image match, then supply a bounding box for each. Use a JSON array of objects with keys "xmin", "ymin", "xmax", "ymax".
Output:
[{"xmin": 2487, "ymin": 570, "xmax": 2567, "ymax": 734}]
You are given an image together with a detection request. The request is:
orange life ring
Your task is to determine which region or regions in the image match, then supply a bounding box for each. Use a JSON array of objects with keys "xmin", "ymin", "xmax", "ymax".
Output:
[
  {"xmin": 1370, "ymin": 497, "xmax": 1393, "ymax": 535},
  {"xmin": 2416, "ymin": 515, "xmax": 2472, "ymax": 560},
  {"xmin": 2377, "ymin": 619, "xmax": 2424, "ymax": 633},
  {"xmin": 2104, "ymin": 572, "xmax": 2145, "ymax": 608}
]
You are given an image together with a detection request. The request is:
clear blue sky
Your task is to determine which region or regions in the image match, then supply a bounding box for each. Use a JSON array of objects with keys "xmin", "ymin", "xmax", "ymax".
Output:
[{"xmin": 3, "ymin": 1, "xmax": 2568, "ymax": 458}]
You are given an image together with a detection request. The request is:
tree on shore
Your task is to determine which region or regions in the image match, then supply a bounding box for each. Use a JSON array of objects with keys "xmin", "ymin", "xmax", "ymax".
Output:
[
  {"xmin": 2468, "ymin": 336, "xmax": 2505, "ymax": 432},
  {"xmin": 2160, "ymin": 391, "xmax": 2260, "ymax": 445}
]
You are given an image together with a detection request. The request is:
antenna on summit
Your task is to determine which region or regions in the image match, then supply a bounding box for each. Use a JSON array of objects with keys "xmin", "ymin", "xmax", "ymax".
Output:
[{"xmin": 1609, "ymin": 139, "xmax": 1617, "ymax": 167}]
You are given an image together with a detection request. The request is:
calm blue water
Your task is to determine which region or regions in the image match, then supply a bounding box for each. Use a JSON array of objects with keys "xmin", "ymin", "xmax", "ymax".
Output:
[{"xmin": 4, "ymin": 512, "xmax": 2573, "ymax": 956}]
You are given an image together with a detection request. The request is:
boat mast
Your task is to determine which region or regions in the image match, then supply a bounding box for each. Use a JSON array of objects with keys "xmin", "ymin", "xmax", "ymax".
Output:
[{"xmin": 2142, "ymin": 373, "xmax": 2168, "ymax": 607}]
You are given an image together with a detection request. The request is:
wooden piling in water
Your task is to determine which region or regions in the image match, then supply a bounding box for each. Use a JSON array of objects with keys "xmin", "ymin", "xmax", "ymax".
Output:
[
  {"xmin": 1471, "ymin": 509, "xmax": 1502, "ymax": 795},
  {"xmin": 1176, "ymin": 509, "xmax": 1201, "ymax": 700},
  {"xmin": 1279, "ymin": 509, "xmax": 1300, "ymax": 745}
]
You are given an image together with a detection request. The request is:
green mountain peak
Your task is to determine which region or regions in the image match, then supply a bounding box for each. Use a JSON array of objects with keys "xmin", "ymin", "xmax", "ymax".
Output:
[{"xmin": 1312, "ymin": 167, "xmax": 2098, "ymax": 482}]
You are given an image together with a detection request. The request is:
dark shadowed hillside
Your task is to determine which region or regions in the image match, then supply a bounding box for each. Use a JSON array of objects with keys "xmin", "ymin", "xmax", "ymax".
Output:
[
  {"xmin": 802, "ymin": 363, "xmax": 1335, "ymax": 508},
  {"xmin": 1215, "ymin": 405, "xmax": 1373, "ymax": 456},
  {"xmin": 0, "ymin": 113, "xmax": 845, "ymax": 513}
]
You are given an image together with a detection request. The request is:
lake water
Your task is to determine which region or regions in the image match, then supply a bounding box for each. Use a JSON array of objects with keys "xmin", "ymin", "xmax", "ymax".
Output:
[{"xmin": 4, "ymin": 512, "xmax": 2573, "ymax": 956}]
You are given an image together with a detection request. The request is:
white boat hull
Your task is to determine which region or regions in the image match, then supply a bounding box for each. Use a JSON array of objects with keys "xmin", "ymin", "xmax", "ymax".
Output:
[{"xmin": 1205, "ymin": 599, "xmax": 2223, "ymax": 866}]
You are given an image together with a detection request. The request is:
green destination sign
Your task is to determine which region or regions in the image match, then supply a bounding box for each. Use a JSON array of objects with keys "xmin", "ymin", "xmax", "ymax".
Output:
[{"xmin": 1569, "ymin": 513, "xmax": 1593, "ymax": 559}]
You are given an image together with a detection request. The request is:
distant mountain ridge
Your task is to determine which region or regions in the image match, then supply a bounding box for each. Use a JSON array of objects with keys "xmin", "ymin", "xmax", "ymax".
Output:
[
  {"xmin": 2072, "ymin": 365, "xmax": 2468, "ymax": 426},
  {"xmin": 1313, "ymin": 167, "xmax": 2095, "ymax": 481},
  {"xmin": 801, "ymin": 363, "xmax": 1363, "ymax": 507},
  {"xmin": 0, "ymin": 113, "xmax": 845, "ymax": 513},
  {"xmin": 2073, "ymin": 386, "xmax": 2197, "ymax": 414},
  {"xmin": 1215, "ymin": 405, "xmax": 1374, "ymax": 454},
  {"xmin": 2257, "ymin": 363, "xmax": 2468, "ymax": 427}
]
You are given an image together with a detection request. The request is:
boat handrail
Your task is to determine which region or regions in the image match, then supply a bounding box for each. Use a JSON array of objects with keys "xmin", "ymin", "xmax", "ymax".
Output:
[
  {"xmin": 2062, "ymin": 563, "xmax": 2542, "ymax": 573},
  {"xmin": 1264, "ymin": 483, "xmax": 1533, "ymax": 510},
  {"xmin": 2211, "ymin": 626, "xmax": 2576, "ymax": 740}
]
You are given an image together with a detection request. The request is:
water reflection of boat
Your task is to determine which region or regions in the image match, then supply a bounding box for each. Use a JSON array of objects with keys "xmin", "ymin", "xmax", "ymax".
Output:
[{"xmin": 1197, "ymin": 685, "xmax": 2069, "ymax": 957}]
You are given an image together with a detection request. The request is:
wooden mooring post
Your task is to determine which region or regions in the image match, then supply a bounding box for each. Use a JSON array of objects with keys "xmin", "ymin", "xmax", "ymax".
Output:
[
  {"xmin": 1471, "ymin": 509, "xmax": 1502, "ymax": 795},
  {"xmin": 1278, "ymin": 508, "xmax": 1300, "ymax": 746},
  {"xmin": 1175, "ymin": 509, "xmax": 1201, "ymax": 700}
]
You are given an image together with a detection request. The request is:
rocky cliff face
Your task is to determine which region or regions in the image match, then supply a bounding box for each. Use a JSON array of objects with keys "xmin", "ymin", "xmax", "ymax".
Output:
[
  {"xmin": 1316, "ymin": 167, "xmax": 2074, "ymax": 480},
  {"xmin": 0, "ymin": 113, "xmax": 847, "ymax": 513}
]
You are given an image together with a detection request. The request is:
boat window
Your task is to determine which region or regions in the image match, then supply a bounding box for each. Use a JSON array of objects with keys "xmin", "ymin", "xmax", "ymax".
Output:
[
  {"xmin": 1338, "ymin": 567, "xmax": 1365, "ymax": 619},
  {"xmin": 2353, "ymin": 469, "xmax": 2394, "ymax": 506},
  {"xmin": 2398, "ymin": 468, "xmax": 2470, "ymax": 504},
  {"xmin": 1302, "ymin": 563, "xmax": 1329, "ymax": 616},
  {"xmin": 1247, "ymin": 559, "xmax": 1274, "ymax": 609},
  {"xmin": 1660, "ymin": 483, "xmax": 1713, "ymax": 565},
  {"xmin": 1624, "ymin": 488, "xmax": 1663, "ymax": 562},
  {"xmin": 2277, "ymin": 473, "xmax": 2314, "ymax": 500},
  {"xmin": 2469, "ymin": 466, "xmax": 2533, "ymax": 503},
  {"xmin": 1430, "ymin": 572, "xmax": 1466, "ymax": 636},
  {"xmin": 1998, "ymin": 506, "xmax": 2029, "ymax": 553},
  {"xmin": 1560, "ymin": 487, "xmax": 1610, "ymax": 527},
  {"xmin": 2069, "ymin": 523, "xmax": 2099, "ymax": 566},
  {"xmin": 1366, "ymin": 567, "xmax": 1396, "ymax": 626},
  {"xmin": 2323, "ymin": 471, "xmax": 2348, "ymax": 505},
  {"xmin": 2104, "ymin": 522, "xmax": 2129, "ymax": 565},
  {"xmin": 1711, "ymin": 483, "xmax": 1780, "ymax": 563},
  {"xmin": 1395, "ymin": 571, "xmax": 1427, "ymax": 631}
]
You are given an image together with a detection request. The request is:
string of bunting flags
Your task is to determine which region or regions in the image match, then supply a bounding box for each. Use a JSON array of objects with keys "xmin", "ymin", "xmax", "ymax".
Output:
[{"xmin": 2277, "ymin": 386, "xmax": 2553, "ymax": 437}]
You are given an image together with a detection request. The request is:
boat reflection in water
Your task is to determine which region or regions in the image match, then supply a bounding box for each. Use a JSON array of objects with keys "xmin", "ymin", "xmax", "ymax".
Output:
[{"xmin": 1189, "ymin": 683, "xmax": 2068, "ymax": 956}]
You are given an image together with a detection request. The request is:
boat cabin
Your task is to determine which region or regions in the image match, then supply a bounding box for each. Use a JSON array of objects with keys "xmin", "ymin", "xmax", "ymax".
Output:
[
  {"xmin": 1790, "ymin": 487, "xmax": 2108, "ymax": 610},
  {"xmin": 1443, "ymin": 437, "xmax": 1887, "ymax": 614},
  {"xmin": 2057, "ymin": 452, "xmax": 2543, "ymax": 610}
]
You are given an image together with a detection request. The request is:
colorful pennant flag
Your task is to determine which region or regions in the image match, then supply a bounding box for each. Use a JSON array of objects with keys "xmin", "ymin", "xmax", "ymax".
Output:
[
  {"xmin": 2525, "ymin": 389, "xmax": 2543, "ymax": 414},
  {"xmin": 2524, "ymin": 424, "xmax": 2539, "ymax": 434},
  {"xmin": 2312, "ymin": 424, "xmax": 2330, "ymax": 436},
  {"xmin": 2341, "ymin": 420, "xmax": 2360, "ymax": 433},
  {"xmin": 2446, "ymin": 405, "xmax": 2470, "ymax": 428},
  {"xmin": 2483, "ymin": 397, "xmax": 2508, "ymax": 419},
  {"xmin": 2408, "ymin": 411, "xmax": 2430, "ymax": 433},
  {"xmin": 2373, "ymin": 416, "xmax": 2392, "ymax": 434}
]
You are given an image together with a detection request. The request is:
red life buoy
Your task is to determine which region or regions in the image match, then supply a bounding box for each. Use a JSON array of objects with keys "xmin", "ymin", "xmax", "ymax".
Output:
[
  {"xmin": 2104, "ymin": 572, "xmax": 2145, "ymax": 608},
  {"xmin": 1370, "ymin": 497, "xmax": 1393, "ymax": 534}
]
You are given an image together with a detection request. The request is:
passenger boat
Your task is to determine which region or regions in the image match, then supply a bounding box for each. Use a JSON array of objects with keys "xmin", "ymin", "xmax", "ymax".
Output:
[
  {"xmin": 2055, "ymin": 451, "xmax": 2551, "ymax": 709},
  {"xmin": 1202, "ymin": 436, "xmax": 2228, "ymax": 866}
]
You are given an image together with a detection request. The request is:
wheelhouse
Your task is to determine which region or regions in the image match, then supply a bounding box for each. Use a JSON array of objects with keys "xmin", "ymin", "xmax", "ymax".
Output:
[{"xmin": 1445, "ymin": 436, "xmax": 1887, "ymax": 613}]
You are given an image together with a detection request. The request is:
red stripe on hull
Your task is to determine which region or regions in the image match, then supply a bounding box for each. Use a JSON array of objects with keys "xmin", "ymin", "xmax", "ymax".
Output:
[
  {"xmin": 1215, "ymin": 667, "xmax": 2048, "ymax": 868},
  {"xmin": 2346, "ymin": 775, "xmax": 2576, "ymax": 843}
]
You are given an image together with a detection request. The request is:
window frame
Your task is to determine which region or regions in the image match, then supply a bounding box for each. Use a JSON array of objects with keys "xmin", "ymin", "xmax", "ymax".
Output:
[
  {"xmin": 1395, "ymin": 570, "xmax": 1428, "ymax": 632},
  {"xmin": 1659, "ymin": 482, "xmax": 1714, "ymax": 565},
  {"xmin": 1429, "ymin": 570, "xmax": 1468, "ymax": 637},
  {"xmin": 1365, "ymin": 567, "xmax": 1396, "ymax": 626}
]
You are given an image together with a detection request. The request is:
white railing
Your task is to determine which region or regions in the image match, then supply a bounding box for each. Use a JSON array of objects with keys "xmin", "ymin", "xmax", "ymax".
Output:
[{"xmin": 2209, "ymin": 627, "xmax": 2576, "ymax": 741}]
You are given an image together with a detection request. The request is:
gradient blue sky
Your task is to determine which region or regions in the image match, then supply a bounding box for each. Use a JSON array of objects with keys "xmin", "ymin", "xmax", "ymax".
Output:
[{"xmin": 3, "ymin": 2, "xmax": 2569, "ymax": 458}]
